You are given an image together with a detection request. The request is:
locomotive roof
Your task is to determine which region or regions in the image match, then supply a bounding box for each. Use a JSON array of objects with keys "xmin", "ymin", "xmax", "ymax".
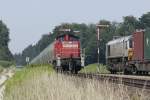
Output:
[
  {"xmin": 107, "ymin": 35, "xmax": 132, "ymax": 45},
  {"xmin": 56, "ymin": 33, "xmax": 79, "ymax": 39}
]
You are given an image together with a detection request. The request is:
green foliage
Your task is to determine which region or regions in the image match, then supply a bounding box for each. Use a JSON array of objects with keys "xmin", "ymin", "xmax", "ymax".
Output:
[
  {"xmin": 14, "ymin": 12, "xmax": 150, "ymax": 65},
  {"xmin": 0, "ymin": 20, "xmax": 13, "ymax": 61},
  {"xmin": 79, "ymin": 63, "xmax": 110, "ymax": 73},
  {"xmin": 0, "ymin": 21, "xmax": 9, "ymax": 47},
  {"xmin": 99, "ymin": 20, "xmax": 111, "ymax": 25},
  {"xmin": 5, "ymin": 65, "xmax": 53, "ymax": 94},
  {"xmin": 14, "ymin": 33, "xmax": 56, "ymax": 65},
  {"xmin": 0, "ymin": 47, "xmax": 13, "ymax": 61},
  {"xmin": 140, "ymin": 12, "xmax": 150, "ymax": 28},
  {"xmin": 0, "ymin": 65, "xmax": 4, "ymax": 73},
  {"xmin": 0, "ymin": 60, "xmax": 14, "ymax": 67}
]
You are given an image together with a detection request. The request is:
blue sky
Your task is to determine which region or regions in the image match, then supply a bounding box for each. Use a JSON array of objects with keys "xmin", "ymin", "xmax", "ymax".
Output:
[{"xmin": 0, "ymin": 0, "xmax": 150, "ymax": 54}]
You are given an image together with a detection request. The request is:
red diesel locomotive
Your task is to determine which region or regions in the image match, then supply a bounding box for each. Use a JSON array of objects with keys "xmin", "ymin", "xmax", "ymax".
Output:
[
  {"xmin": 31, "ymin": 29, "xmax": 84, "ymax": 74},
  {"xmin": 54, "ymin": 32, "xmax": 84, "ymax": 73}
]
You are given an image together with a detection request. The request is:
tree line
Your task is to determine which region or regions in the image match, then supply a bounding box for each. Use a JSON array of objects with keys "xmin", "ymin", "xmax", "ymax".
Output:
[
  {"xmin": 14, "ymin": 12, "xmax": 150, "ymax": 65},
  {"xmin": 0, "ymin": 20, "xmax": 13, "ymax": 61}
]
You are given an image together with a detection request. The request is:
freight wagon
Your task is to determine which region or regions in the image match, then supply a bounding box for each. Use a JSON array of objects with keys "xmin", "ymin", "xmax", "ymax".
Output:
[
  {"xmin": 106, "ymin": 30, "xmax": 150, "ymax": 74},
  {"xmin": 31, "ymin": 30, "xmax": 85, "ymax": 74}
]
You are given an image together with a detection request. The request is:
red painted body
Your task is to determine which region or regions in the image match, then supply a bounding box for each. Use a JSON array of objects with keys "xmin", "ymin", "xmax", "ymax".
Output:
[
  {"xmin": 54, "ymin": 34, "xmax": 80, "ymax": 59},
  {"xmin": 133, "ymin": 31, "xmax": 144, "ymax": 61}
]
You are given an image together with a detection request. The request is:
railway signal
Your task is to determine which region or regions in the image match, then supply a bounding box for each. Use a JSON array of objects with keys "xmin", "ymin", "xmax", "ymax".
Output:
[{"xmin": 96, "ymin": 24, "xmax": 109, "ymax": 73}]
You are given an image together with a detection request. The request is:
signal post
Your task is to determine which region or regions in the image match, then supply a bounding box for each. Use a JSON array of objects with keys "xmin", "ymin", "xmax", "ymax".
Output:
[{"xmin": 96, "ymin": 24, "xmax": 109, "ymax": 73}]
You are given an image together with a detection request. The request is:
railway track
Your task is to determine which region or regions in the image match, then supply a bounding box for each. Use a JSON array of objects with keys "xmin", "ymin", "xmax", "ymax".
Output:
[{"xmin": 66, "ymin": 73, "xmax": 150, "ymax": 90}]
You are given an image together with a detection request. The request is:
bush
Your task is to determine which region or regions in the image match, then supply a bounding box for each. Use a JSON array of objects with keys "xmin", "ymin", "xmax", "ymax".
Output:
[
  {"xmin": 0, "ymin": 65, "xmax": 4, "ymax": 73},
  {"xmin": 0, "ymin": 60, "xmax": 14, "ymax": 67},
  {"xmin": 79, "ymin": 63, "xmax": 110, "ymax": 73}
]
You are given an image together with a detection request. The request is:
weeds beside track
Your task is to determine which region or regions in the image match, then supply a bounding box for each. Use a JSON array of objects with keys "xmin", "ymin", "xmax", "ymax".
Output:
[
  {"xmin": 4, "ymin": 65, "xmax": 150, "ymax": 100},
  {"xmin": 69, "ymin": 73, "xmax": 150, "ymax": 90}
]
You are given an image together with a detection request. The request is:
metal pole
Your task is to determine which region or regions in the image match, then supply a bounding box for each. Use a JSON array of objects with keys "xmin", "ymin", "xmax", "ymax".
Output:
[
  {"xmin": 97, "ymin": 27, "xmax": 100, "ymax": 73},
  {"xmin": 96, "ymin": 24, "xmax": 109, "ymax": 73}
]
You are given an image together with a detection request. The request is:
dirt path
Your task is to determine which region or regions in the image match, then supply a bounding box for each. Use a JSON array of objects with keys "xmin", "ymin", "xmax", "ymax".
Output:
[{"xmin": 0, "ymin": 69, "xmax": 15, "ymax": 100}]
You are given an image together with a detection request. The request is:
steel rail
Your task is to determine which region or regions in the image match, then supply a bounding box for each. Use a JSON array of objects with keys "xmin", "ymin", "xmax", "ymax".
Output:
[{"xmin": 67, "ymin": 73, "xmax": 150, "ymax": 90}]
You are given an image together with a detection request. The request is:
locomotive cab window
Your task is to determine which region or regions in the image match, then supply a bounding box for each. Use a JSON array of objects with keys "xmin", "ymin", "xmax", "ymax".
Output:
[
  {"xmin": 57, "ymin": 37, "xmax": 64, "ymax": 41},
  {"xmin": 129, "ymin": 39, "xmax": 132, "ymax": 48},
  {"xmin": 56, "ymin": 34, "xmax": 79, "ymax": 41},
  {"xmin": 60, "ymin": 37, "xmax": 64, "ymax": 41},
  {"xmin": 56, "ymin": 36, "xmax": 65, "ymax": 41},
  {"xmin": 70, "ymin": 37, "xmax": 78, "ymax": 41},
  {"xmin": 107, "ymin": 45, "xmax": 110, "ymax": 56}
]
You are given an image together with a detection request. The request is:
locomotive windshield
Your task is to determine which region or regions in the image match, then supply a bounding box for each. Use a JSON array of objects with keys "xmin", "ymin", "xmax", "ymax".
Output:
[
  {"xmin": 70, "ymin": 37, "xmax": 78, "ymax": 41},
  {"xmin": 129, "ymin": 39, "xmax": 133, "ymax": 48},
  {"xmin": 56, "ymin": 34, "xmax": 79, "ymax": 41}
]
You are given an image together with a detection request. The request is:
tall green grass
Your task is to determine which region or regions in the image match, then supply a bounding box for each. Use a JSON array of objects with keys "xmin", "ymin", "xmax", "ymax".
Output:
[
  {"xmin": 5, "ymin": 65, "xmax": 53, "ymax": 95},
  {"xmin": 4, "ymin": 72, "xmax": 148, "ymax": 100},
  {"xmin": 4, "ymin": 64, "xmax": 149, "ymax": 100},
  {"xmin": 79, "ymin": 63, "xmax": 110, "ymax": 73}
]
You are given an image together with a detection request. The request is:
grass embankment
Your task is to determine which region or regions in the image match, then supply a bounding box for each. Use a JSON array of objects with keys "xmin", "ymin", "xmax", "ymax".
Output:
[
  {"xmin": 4, "ymin": 65, "xmax": 53, "ymax": 99},
  {"xmin": 4, "ymin": 64, "xmax": 148, "ymax": 100},
  {"xmin": 79, "ymin": 63, "xmax": 110, "ymax": 74}
]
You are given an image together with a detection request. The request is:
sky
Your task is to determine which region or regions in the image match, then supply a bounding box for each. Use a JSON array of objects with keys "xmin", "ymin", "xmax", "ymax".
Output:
[{"xmin": 0, "ymin": 0, "xmax": 150, "ymax": 54}]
